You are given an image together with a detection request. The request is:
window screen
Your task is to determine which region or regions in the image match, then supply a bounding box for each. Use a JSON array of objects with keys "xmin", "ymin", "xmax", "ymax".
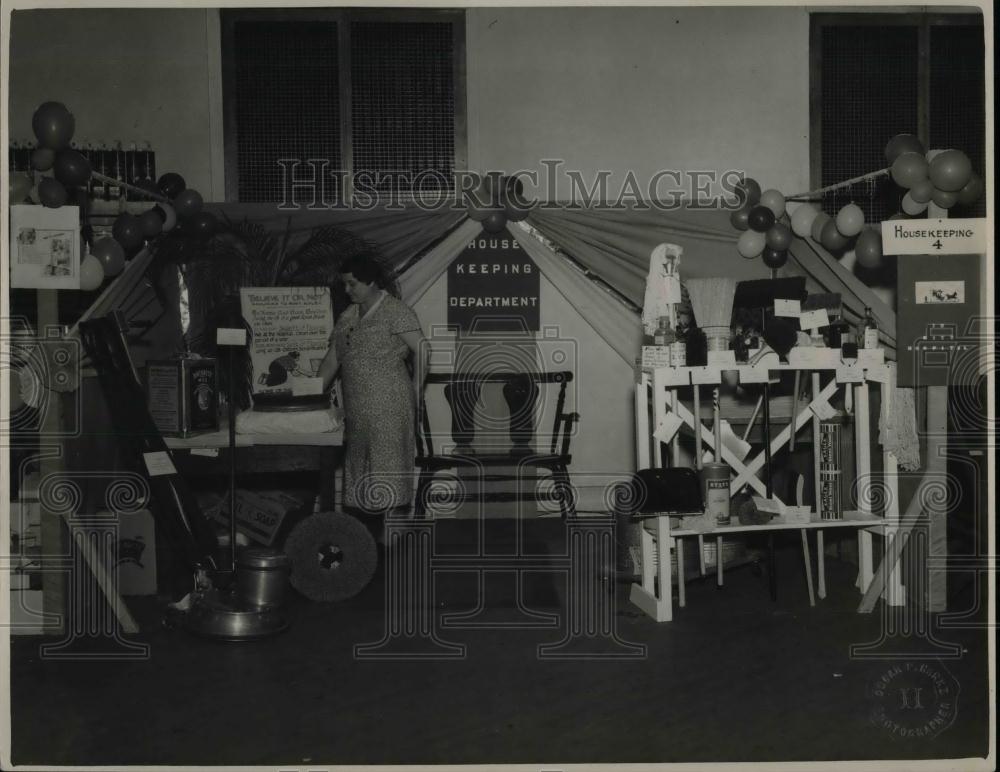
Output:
[
  {"xmin": 819, "ymin": 25, "xmax": 918, "ymax": 223},
  {"xmin": 930, "ymin": 24, "xmax": 986, "ymax": 217},
  {"xmin": 351, "ymin": 21, "xmax": 456, "ymax": 197},
  {"xmin": 232, "ymin": 21, "xmax": 341, "ymax": 203}
]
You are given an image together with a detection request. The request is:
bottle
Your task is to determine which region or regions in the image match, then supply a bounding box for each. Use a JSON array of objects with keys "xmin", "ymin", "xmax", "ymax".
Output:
[
  {"xmin": 654, "ymin": 316, "xmax": 675, "ymax": 347},
  {"xmin": 860, "ymin": 306, "xmax": 879, "ymax": 349},
  {"xmin": 827, "ymin": 309, "xmax": 851, "ymax": 349}
]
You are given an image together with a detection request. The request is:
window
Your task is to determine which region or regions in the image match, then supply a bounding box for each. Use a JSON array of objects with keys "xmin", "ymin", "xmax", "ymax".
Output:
[
  {"xmin": 810, "ymin": 13, "xmax": 985, "ymax": 222},
  {"xmin": 222, "ymin": 9, "xmax": 466, "ymax": 204}
]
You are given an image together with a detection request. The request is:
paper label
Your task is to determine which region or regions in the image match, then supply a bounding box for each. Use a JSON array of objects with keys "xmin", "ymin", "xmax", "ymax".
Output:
[
  {"xmin": 653, "ymin": 412, "xmax": 685, "ymax": 444},
  {"xmin": 707, "ymin": 350, "xmax": 737, "ymax": 367},
  {"xmin": 641, "ymin": 346, "xmax": 672, "ymax": 369},
  {"xmin": 799, "ymin": 308, "xmax": 829, "ymax": 330},
  {"xmin": 863, "ymin": 329, "xmax": 879, "ymax": 349},
  {"xmin": 835, "ymin": 365, "xmax": 865, "ymax": 383},
  {"xmin": 292, "ymin": 377, "xmax": 325, "ymax": 397},
  {"xmin": 216, "ymin": 327, "xmax": 247, "ymax": 347},
  {"xmin": 858, "ymin": 348, "xmax": 885, "ymax": 367},
  {"xmin": 774, "ymin": 298, "xmax": 801, "ymax": 317},
  {"xmin": 881, "ymin": 217, "xmax": 987, "ymax": 255},
  {"xmin": 865, "ymin": 365, "xmax": 890, "ymax": 384},
  {"xmin": 190, "ymin": 448, "xmax": 220, "ymax": 458},
  {"xmin": 143, "ymin": 451, "xmax": 177, "ymax": 477},
  {"xmin": 690, "ymin": 367, "xmax": 722, "ymax": 385}
]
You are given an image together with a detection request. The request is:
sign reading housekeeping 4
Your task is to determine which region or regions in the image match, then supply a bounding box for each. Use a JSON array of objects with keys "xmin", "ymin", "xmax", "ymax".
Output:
[
  {"xmin": 447, "ymin": 227, "xmax": 540, "ymax": 332},
  {"xmin": 881, "ymin": 218, "xmax": 987, "ymax": 255}
]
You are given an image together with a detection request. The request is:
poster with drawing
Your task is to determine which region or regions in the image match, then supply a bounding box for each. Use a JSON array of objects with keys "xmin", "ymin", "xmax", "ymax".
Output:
[
  {"xmin": 239, "ymin": 286, "xmax": 333, "ymax": 396},
  {"xmin": 9, "ymin": 205, "xmax": 81, "ymax": 289}
]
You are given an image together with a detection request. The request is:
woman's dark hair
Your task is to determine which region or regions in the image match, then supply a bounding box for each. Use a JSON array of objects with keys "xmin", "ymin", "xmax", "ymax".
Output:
[{"xmin": 340, "ymin": 253, "xmax": 384, "ymax": 287}]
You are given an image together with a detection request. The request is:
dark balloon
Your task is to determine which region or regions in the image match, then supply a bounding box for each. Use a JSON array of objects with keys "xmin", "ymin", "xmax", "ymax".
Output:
[
  {"xmin": 764, "ymin": 222, "xmax": 793, "ymax": 251},
  {"xmin": 31, "ymin": 102, "xmax": 75, "ymax": 150},
  {"xmin": 139, "ymin": 209, "xmax": 164, "ymax": 238},
  {"xmin": 736, "ymin": 177, "xmax": 762, "ymax": 208},
  {"xmin": 810, "ymin": 211, "xmax": 832, "ymax": 242},
  {"xmin": 173, "ymin": 188, "xmax": 204, "ymax": 219},
  {"xmin": 112, "ymin": 213, "xmax": 144, "ymax": 250},
  {"xmin": 930, "ymin": 188, "xmax": 958, "ymax": 209},
  {"xmin": 482, "ymin": 210, "xmax": 508, "ymax": 234},
  {"xmin": 54, "ymin": 149, "xmax": 92, "ymax": 187},
  {"xmin": 190, "ymin": 211, "xmax": 217, "ymax": 237},
  {"xmin": 928, "ymin": 149, "xmax": 972, "ymax": 192},
  {"xmin": 157, "ymin": 172, "xmax": 187, "ymax": 199},
  {"xmin": 747, "ymin": 205, "xmax": 775, "ymax": 233},
  {"xmin": 761, "ymin": 246, "xmax": 788, "ymax": 269},
  {"xmin": 92, "ymin": 237, "xmax": 126, "ymax": 276},
  {"xmin": 820, "ymin": 218, "xmax": 851, "ymax": 252},
  {"xmin": 955, "ymin": 172, "xmax": 983, "ymax": 206},
  {"xmin": 38, "ymin": 177, "xmax": 68, "ymax": 208},
  {"xmin": 854, "ymin": 228, "xmax": 884, "ymax": 270},
  {"xmin": 884, "ymin": 133, "xmax": 925, "ymax": 165},
  {"xmin": 31, "ymin": 147, "xmax": 55, "ymax": 171},
  {"xmin": 729, "ymin": 207, "xmax": 751, "ymax": 231}
]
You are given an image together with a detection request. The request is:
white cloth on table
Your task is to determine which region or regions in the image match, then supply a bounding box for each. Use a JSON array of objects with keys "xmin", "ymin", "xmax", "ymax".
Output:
[
  {"xmin": 641, "ymin": 243, "xmax": 684, "ymax": 336},
  {"xmin": 235, "ymin": 407, "xmax": 342, "ymax": 435}
]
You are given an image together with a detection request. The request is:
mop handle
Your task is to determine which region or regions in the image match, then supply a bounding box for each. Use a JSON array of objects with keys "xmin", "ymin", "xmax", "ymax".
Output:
[
  {"xmin": 693, "ymin": 383, "xmax": 703, "ymax": 470},
  {"xmin": 228, "ymin": 346, "xmax": 238, "ymax": 573},
  {"xmin": 742, "ymin": 394, "xmax": 764, "ymax": 443},
  {"xmin": 713, "ymin": 386, "xmax": 722, "ymax": 464}
]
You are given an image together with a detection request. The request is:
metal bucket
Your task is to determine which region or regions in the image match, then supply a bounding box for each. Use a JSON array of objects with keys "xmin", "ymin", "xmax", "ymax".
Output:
[
  {"xmin": 702, "ymin": 462, "xmax": 731, "ymax": 526},
  {"xmin": 236, "ymin": 548, "xmax": 290, "ymax": 608}
]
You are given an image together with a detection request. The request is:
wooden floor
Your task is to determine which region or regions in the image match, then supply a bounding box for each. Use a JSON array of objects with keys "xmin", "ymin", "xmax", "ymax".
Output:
[{"xmin": 9, "ymin": 523, "xmax": 990, "ymax": 766}]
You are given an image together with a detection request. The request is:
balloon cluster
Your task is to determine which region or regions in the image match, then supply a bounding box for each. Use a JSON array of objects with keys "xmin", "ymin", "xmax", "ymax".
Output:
[
  {"xmin": 884, "ymin": 133, "xmax": 983, "ymax": 216},
  {"xmin": 24, "ymin": 101, "xmax": 213, "ymax": 292},
  {"xmin": 729, "ymin": 133, "xmax": 983, "ymax": 275},
  {"xmin": 465, "ymin": 174, "xmax": 533, "ymax": 234},
  {"xmin": 730, "ymin": 178, "xmax": 792, "ymax": 268}
]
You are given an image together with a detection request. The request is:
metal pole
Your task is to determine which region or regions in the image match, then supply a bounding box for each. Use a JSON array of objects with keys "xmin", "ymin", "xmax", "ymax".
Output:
[{"xmin": 229, "ymin": 345, "xmax": 238, "ymax": 573}]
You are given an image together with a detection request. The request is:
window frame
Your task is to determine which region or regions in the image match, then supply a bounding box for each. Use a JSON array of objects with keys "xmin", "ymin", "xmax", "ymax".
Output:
[
  {"xmin": 808, "ymin": 11, "xmax": 984, "ymax": 192},
  {"xmin": 220, "ymin": 7, "xmax": 467, "ymax": 204}
]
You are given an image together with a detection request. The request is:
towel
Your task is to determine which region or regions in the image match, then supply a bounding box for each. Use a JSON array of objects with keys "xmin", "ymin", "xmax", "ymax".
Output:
[{"xmin": 878, "ymin": 386, "xmax": 920, "ymax": 471}]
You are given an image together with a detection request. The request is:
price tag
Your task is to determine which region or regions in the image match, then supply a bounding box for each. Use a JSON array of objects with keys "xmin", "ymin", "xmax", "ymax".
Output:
[
  {"xmin": 216, "ymin": 327, "xmax": 247, "ymax": 347},
  {"xmin": 774, "ymin": 298, "xmax": 801, "ymax": 317},
  {"xmin": 858, "ymin": 348, "xmax": 885, "ymax": 367},
  {"xmin": 799, "ymin": 308, "xmax": 829, "ymax": 330},
  {"xmin": 835, "ymin": 365, "xmax": 865, "ymax": 384},
  {"xmin": 143, "ymin": 451, "xmax": 177, "ymax": 477}
]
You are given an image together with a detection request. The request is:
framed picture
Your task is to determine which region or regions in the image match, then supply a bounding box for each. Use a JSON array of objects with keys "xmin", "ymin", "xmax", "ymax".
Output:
[{"xmin": 9, "ymin": 205, "xmax": 81, "ymax": 290}]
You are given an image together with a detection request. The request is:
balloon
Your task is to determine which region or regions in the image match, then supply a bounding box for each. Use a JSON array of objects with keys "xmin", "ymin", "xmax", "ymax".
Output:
[
  {"xmin": 765, "ymin": 222, "xmax": 793, "ymax": 251},
  {"xmin": 154, "ymin": 203, "xmax": 178, "ymax": 232},
  {"xmin": 901, "ymin": 192, "xmax": 928, "ymax": 216},
  {"xmin": 956, "ymin": 172, "xmax": 983, "ymax": 206},
  {"xmin": 761, "ymin": 246, "xmax": 788, "ymax": 269},
  {"xmin": 887, "ymin": 212, "xmax": 909, "ymax": 221},
  {"xmin": 928, "ymin": 149, "xmax": 972, "ymax": 192},
  {"xmin": 810, "ymin": 211, "xmax": 832, "ymax": 243},
  {"xmin": 820, "ymin": 218, "xmax": 851, "ymax": 252},
  {"xmin": 10, "ymin": 173, "xmax": 33, "ymax": 202},
  {"xmin": 884, "ymin": 133, "xmax": 925, "ymax": 164},
  {"xmin": 54, "ymin": 149, "xmax": 92, "ymax": 187},
  {"xmin": 31, "ymin": 147, "xmax": 55, "ymax": 171},
  {"xmin": 79, "ymin": 255, "xmax": 105, "ymax": 291},
  {"xmin": 930, "ymin": 188, "xmax": 958, "ymax": 209},
  {"xmin": 173, "ymin": 188, "xmax": 204, "ymax": 219},
  {"xmin": 759, "ymin": 189, "xmax": 786, "ymax": 219},
  {"xmin": 729, "ymin": 207, "xmax": 751, "ymax": 231},
  {"xmin": 834, "ymin": 203, "xmax": 865, "ymax": 237},
  {"xmin": 157, "ymin": 172, "xmax": 186, "ymax": 199},
  {"xmin": 482, "ymin": 210, "xmax": 508, "ymax": 234},
  {"xmin": 38, "ymin": 177, "xmax": 68, "ymax": 208},
  {"xmin": 112, "ymin": 213, "xmax": 144, "ymax": 250},
  {"xmin": 747, "ymin": 205, "xmax": 775, "ymax": 232},
  {"xmin": 31, "ymin": 101, "xmax": 75, "ymax": 149},
  {"xmin": 790, "ymin": 204, "xmax": 820, "ymax": 238},
  {"xmin": 190, "ymin": 211, "xmax": 217, "ymax": 237},
  {"xmin": 908, "ymin": 179, "xmax": 935, "ymax": 204},
  {"xmin": 736, "ymin": 177, "xmax": 762, "ymax": 207},
  {"xmin": 854, "ymin": 228, "xmax": 884, "ymax": 269},
  {"xmin": 92, "ymin": 238, "xmax": 125, "ymax": 276},
  {"xmin": 736, "ymin": 229, "xmax": 766, "ymax": 259},
  {"xmin": 890, "ymin": 152, "xmax": 928, "ymax": 188},
  {"xmin": 139, "ymin": 209, "xmax": 164, "ymax": 238}
]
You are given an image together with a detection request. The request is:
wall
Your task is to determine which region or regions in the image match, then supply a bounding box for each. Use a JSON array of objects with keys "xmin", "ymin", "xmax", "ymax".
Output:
[
  {"xmin": 465, "ymin": 6, "xmax": 812, "ymax": 200},
  {"xmin": 8, "ymin": 8, "xmax": 224, "ymax": 198}
]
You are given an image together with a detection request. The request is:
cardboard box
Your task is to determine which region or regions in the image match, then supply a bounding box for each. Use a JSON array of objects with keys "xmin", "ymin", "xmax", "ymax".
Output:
[
  {"xmin": 204, "ymin": 489, "xmax": 302, "ymax": 546},
  {"xmin": 108, "ymin": 509, "xmax": 158, "ymax": 596}
]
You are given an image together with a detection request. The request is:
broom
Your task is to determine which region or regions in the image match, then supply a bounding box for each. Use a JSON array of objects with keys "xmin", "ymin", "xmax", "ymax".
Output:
[{"xmin": 686, "ymin": 278, "xmax": 737, "ymax": 462}]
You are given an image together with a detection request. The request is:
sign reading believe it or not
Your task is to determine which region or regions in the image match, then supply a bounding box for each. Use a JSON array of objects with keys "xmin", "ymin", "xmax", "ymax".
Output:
[
  {"xmin": 447, "ymin": 227, "xmax": 540, "ymax": 332},
  {"xmin": 896, "ymin": 253, "xmax": 982, "ymax": 387},
  {"xmin": 881, "ymin": 218, "xmax": 987, "ymax": 256}
]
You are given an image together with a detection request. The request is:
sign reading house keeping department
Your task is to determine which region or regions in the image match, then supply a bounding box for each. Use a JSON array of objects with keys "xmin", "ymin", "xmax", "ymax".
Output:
[
  {"xmin": 447, "ymin": 227, "xmax": 540, "ymax": 332},
  {"xmin": 881, "ymin": 218, "xmax": 987, "ymax": 255}
]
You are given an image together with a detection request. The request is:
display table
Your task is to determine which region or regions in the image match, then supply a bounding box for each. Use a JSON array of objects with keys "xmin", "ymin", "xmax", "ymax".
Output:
[
  {"xmin": 164, "ymin": 417, "xmax": 344, "ymax": 510},
  {"xmin": 633, "ymin": 347, "xmax": 905, "ymax": 622}
]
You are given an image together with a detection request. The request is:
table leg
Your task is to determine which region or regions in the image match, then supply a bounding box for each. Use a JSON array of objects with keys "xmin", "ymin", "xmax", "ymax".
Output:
[
  {"xmin": 768, "ymin": 533, "xmax": 777, "ymax": 601},
  {"xmin": 716, "ymin": 536, "xmax": 723, "ymax": 587},
  {"xmin": 655, "ymin": 516, "xmax": 673, "ymax": 621},
  {"xmin": 698, "ymin": 534, "xmax": 706, "ymax": 575},
  {"xmin": 817, "ymin": 530, "xmax": 827, "ymax": 599},
  {"xmin": 676, "ymin": 536, "xmax": 686, "ymax": 608},
  {"xmin": 318, "ymin": 447, "xmax": 338, "ymax": 510},
  {"xmin": 801, "ymin": 529, "xmax": 815, "ymax": 607}
]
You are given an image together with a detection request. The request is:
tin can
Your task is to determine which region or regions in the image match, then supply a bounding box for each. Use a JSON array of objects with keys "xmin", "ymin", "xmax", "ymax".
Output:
[
  {"xmin": 669, "ymin": 340, "xmax": 686, "ymax": 367},
  {"xmin": 818, "ymin": 416, "xmax": 844, "ymax": 520},
  {"xmin": 702, "ymin": 462, "xmax": 731, "ymax": 525},
  {"xmin": 145, "ymin": 357, "xmax": 219, "ymax": 437}
]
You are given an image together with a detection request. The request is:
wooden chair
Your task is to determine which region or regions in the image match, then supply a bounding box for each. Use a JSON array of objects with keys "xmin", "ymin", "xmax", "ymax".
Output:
[{"xmin": 414, "ymin": 371, "xmax": 579, "ymax": 519}]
